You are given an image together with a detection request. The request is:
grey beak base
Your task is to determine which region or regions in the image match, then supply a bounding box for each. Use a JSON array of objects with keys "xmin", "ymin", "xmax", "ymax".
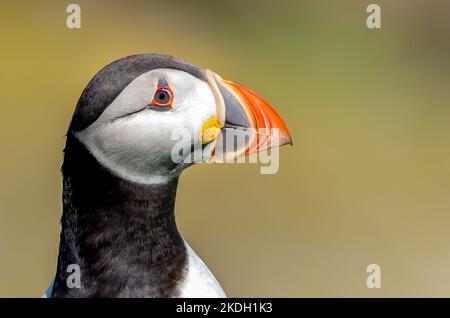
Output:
[{"xmin": 215, "ymin": 79, "xmax": 251, "ymax": 129}]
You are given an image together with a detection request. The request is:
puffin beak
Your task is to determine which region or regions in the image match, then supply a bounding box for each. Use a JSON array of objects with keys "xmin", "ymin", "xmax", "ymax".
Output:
[{"xmin": 204, "ymin": 69, "xmax": 292, "ymax": 161}]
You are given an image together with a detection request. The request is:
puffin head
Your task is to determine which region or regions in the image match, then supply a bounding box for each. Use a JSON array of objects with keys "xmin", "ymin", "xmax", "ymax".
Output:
[{"xmin": 69, "ymin": 54, "xmax": 291, "ymax": 184}]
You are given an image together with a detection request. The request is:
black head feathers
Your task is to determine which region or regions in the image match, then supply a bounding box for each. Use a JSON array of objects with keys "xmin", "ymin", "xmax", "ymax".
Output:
[{"xmin": 68, "ymin": 54, "xmax": 206, "ymax": 133}]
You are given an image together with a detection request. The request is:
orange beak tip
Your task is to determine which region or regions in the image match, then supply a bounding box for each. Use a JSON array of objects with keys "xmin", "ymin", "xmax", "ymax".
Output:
[{"xmin": 209, "ymin": 70, "xmax": 294, "ymax": 156}]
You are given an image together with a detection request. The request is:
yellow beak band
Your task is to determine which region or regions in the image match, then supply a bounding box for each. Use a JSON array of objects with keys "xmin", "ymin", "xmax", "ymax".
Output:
[{"xmin": 199, "ymin": 117, "xmax": 222, "ymax": 144}]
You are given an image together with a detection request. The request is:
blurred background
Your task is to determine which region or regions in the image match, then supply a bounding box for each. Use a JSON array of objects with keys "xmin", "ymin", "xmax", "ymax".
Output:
[{"xmin": 1, "ymin": 0, "xmax": 450, "ymax": 297}]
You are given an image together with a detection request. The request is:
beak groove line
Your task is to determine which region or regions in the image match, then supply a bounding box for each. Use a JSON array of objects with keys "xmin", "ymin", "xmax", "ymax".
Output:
[{"xmin": 205, "ymin": 68, "xmax": 292, "ymax": 160}]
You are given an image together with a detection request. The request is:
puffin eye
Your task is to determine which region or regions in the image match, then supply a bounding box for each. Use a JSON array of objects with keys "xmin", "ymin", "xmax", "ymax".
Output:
[
  {"xmin": 149, "ymin": 79, "xmax": 174, "ymax": 109},
  {"xmin": 154, "ymin": 90, "xmax": 171, "ymax": 105}
]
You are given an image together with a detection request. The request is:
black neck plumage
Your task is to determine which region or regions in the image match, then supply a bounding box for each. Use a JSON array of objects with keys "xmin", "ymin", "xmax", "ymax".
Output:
[{"xmin": 51, "ymin": 135, "xmax": 187, "ymax": 297}]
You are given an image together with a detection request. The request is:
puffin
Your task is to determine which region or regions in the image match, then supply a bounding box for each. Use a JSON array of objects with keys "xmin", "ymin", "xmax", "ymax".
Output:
[{"xmin": 44, "ymin": 54, "xmax": 292, "ymax": 298}]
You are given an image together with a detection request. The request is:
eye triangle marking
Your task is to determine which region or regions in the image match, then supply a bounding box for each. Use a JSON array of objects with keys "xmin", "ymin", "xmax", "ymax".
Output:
[
  {"xmin": 158, "ymin": 78, "xmax": 168, "ymax": 88},
  {"xmin": 148, "ymin": 78, "xmax": 174, "ymax": 109}
]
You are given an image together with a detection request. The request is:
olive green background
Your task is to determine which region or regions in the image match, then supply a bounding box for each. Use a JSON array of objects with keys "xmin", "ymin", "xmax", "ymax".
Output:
[{"xmin": 1, "ymin": 0, "xmax": 450, "ymax": 297}]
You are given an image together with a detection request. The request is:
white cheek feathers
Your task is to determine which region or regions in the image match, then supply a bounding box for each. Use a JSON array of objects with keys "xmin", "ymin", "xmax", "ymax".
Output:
[
  {"xmin": 75, "ymin": 68, "xmax": 217, "ymax": 185},
  {"xmin": 76, "ymin": 116, "xmax": 178, "ymax": 184}
]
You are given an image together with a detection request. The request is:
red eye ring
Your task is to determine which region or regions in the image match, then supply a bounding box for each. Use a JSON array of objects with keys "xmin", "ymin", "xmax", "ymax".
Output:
[{"xmin": 149, "ymin": 80, "xmax": 174, "ymax": 108}]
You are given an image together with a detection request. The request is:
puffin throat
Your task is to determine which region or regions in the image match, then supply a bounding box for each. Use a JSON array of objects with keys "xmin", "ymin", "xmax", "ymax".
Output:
[{"xmin": 51, "ymin": 135, "xmax": 187, "ymax": 298}]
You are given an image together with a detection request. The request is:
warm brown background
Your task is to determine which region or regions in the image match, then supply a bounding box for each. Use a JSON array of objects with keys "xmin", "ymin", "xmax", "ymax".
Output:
[{"xmin": 1, "ymin": 0, "xmax": 450, "ymax": 297}]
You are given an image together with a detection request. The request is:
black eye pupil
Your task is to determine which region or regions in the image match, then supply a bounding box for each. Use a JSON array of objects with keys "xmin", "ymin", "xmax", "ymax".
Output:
[{"xmin": 155, "ymin": 90, "xmax": 170, "ymax": 104}]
